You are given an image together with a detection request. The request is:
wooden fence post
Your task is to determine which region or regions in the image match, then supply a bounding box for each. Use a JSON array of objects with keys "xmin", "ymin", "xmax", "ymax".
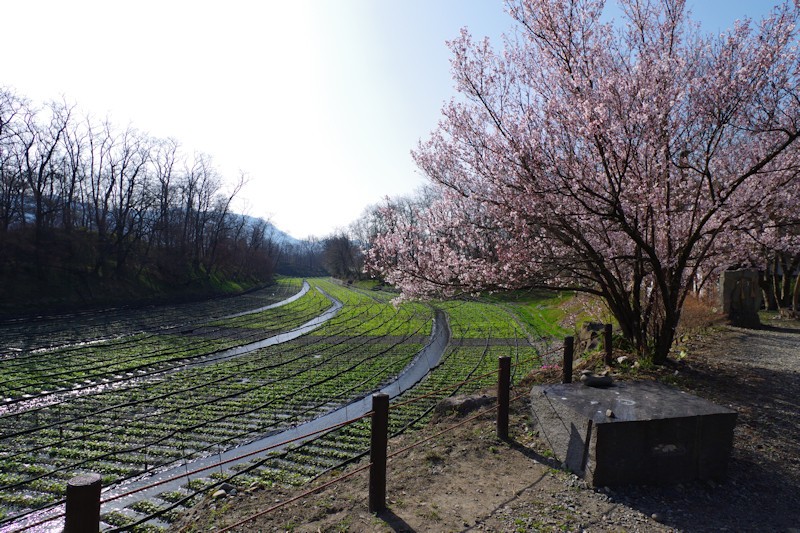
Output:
[
  {"xmin": 604, "ymin": 323, "xmax": 613, "ymax": 366},
  {"xmin": 369, "ymin": 393, "xmax": 389, "ymax": 513},
  {"xmin": 497, "ymin": 356, "xmax": 511, "ymax": 441},
  {"xmin": 563, "ymin": 336, "xmax": 574, "ymax": 384},
  {"xmin": 65, "ymin": 473, "xmax": 101, "ymax": 533}
]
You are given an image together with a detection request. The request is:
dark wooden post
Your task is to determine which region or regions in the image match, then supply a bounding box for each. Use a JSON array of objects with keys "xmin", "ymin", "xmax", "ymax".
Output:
[
  {"xmin": 369, "ymin": 393, "xmax": 389, "ymax": 513},
  {"xmin": 65, "ymin": 473, "xmax": 101, "ymax": 532},
  {"xmin": 604, "ymin": 323, "xmax": 613, "ymax": 366},
  {"xmin": 497, "ymin": 356, "xmax": 511, "ymax": 441},
  {"xmin": 563, "ymin": 336, "xmax": 574, "ymax": 384}
]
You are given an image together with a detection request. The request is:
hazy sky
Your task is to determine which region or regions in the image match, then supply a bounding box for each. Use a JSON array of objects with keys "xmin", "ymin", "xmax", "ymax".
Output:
[{"xmin": 3, "ymin": 0, "xmax": 776, "ymax": 239}]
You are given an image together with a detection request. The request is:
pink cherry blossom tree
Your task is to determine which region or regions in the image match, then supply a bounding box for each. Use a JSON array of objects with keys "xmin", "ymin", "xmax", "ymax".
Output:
[{"xmin": 368, "ymin": 0, "xmax": 800, "ymax": 363}]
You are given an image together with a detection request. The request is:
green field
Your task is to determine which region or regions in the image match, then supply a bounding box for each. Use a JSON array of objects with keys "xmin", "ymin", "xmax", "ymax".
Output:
[{"xmin": 0, "ymin": 278, "xmax": 567, "ymax": 530}]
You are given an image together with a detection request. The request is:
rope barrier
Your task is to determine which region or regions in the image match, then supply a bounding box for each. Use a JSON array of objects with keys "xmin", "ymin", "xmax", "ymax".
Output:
[
  {"xmin": 387, "ymin": 407, "xmax": 493, "ymax": 460},
  {"xmin": 217, "ymin": 385, "xmax": 535, "ymax": 530},
  {"xmin": 389, "ymin": 349, "xmax": 544, "ymax": 410},
  {"xmin": 11, "ymin": 358, "xmax": 537, "ymax": 533},
  {"xmin": 4, "ymin": 324, "xmax": 560, "ymax": 532},
  {"xmin": 101, "ymin": 411, "xmax": 372, "ymax": 504},
  {"xmin": 98, "ymin": 338, "xmax": 546, "ymax": 509},
  {"xmin": 215, "ymin": 462, "xmax": 372, "ymax": 532}
]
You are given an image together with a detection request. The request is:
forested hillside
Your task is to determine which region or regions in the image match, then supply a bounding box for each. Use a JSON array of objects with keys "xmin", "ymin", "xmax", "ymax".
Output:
[{"xmin": 0, "ymin": 88, "xmax": 281, "ymax": 314}]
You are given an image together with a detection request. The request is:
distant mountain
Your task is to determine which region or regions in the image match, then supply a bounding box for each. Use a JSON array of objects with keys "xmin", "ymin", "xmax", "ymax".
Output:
[
  {"xmin": 238, "ymin": 215, "xmax": 300, "ymax": 246},
  {"xmin": 267, "ymin": 222, "xmax": 300, "ymax": 245}
]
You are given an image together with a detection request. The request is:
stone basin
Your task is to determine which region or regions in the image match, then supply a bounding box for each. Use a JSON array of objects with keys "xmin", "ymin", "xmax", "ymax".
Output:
[{"xmin": 530, "ymin": 380, "xmax": 737, "ymax": 486}]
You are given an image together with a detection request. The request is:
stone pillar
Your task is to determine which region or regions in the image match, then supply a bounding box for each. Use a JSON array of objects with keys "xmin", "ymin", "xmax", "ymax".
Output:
[{"xmin": 718, "ymin": 269, "xmax": 761, "ymax": 327}]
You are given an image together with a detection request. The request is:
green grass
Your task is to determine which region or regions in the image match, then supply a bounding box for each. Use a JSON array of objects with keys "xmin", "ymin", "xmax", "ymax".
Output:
[{"xmin": 483, "ymin": 290, "xmax": 571, "ymax": 338}]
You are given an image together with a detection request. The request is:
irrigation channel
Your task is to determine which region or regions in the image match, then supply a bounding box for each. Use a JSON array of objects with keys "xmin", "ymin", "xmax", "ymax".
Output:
[{"xmin": 3, "ymin": 282, "xmax": 452, "ymax": 532}]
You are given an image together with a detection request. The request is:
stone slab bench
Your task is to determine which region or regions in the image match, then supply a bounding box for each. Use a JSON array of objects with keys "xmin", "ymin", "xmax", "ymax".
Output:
[{"xmin": 530, "ymin": 380, "xmax": 737, "ymax": 486}]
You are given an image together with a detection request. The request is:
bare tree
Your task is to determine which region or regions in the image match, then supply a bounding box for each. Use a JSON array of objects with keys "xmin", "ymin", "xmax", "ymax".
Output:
[
  {"xmin": 108, "ymin": 126, "xmax": 151, "ymax": 274},
  {"xmin": 202, "ymin": 172, "xmax": 245, "ymax": 275},
  {"xmin": 0, "ymin": 87, "xmax": 277, "ymax": 301},
  {"xmin": 0, "ymin": 88, "xmax": 25, "ymax": 232},
  {"xmin": 323, "ymin": 233, "xmax": 363, "ymax": 280},
  {"xmin": 18, "ymin": 100, "xmax": 72, "ymax": 243},
  {"xmin": 151, "ymin": 137, "xmax": 180, "ymax": 249},
  {"xmin": 59, "ymin": 107, "xmax": 89, "ymax": 235}
]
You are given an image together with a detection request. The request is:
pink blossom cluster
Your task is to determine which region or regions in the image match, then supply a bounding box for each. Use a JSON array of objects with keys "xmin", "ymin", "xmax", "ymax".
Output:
[{"xmin": 368, "ymin": 0, "xmax": 800, "ymax": 360}]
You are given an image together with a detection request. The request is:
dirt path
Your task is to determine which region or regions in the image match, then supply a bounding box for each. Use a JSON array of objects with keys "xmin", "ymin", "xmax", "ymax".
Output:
[{"xmin": 171, "ymin": 318, "xmax": 800, "ymax": 533}]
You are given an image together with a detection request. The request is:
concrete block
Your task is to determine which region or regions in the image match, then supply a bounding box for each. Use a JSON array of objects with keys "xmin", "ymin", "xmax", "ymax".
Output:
[
  {"xmin": 719, "ymin": 269, "xmax": 761, "ymax": 327},
  {"xmin": 530, "ymin": 381, "xmax": 737, "ymax": 486}
]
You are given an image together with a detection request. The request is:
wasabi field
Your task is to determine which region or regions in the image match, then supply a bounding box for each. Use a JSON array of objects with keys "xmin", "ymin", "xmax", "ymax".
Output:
[{"xmin": 0, "ymin": 278, "xmax": 567, "ymax": 531}]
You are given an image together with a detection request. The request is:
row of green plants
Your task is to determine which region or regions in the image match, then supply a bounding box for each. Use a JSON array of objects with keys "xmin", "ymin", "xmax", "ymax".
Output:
[
  {"xmin": 0, "ymin": 279, "xmax": 435, "ymax": 528},
  {"xmin": 0, "ymin": 278, "xmax": 304, "ymax": 353},
  {"xmin": 0, "ymin": 280, "xmax": 325, "ymax": 402},
  {"xmin": 308, "ymin": 279, "xmax": 432, "ymax": 338}
]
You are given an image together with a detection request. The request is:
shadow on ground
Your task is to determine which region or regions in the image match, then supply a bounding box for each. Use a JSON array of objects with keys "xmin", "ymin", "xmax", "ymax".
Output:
[{"xmin": 610, "ymin": 330, "xmax": 800, "ymax": 532}]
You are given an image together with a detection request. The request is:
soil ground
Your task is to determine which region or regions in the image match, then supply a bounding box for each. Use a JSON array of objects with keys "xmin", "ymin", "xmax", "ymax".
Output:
[{"xmin": 171, "ymin": 314, "xmax": 800, "ymax": 533}]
